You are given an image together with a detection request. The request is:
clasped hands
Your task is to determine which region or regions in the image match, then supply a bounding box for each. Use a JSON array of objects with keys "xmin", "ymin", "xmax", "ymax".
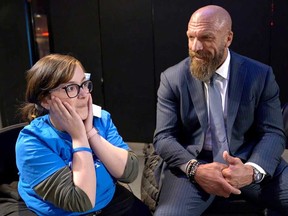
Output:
[{"xmin": 194, "ymin": 151, "xmax": 254, "ymax": 198}]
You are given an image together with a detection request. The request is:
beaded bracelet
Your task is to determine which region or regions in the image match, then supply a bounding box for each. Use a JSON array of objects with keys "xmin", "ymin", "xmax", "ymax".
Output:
[
  {"xmin": 72, "ymin": 147, "xmax": 92, "ymax": 154},
  {"xmin": 185, "ymin": 159, "xmax": 197, "ymax": 174},
  {"xmin": 87, "ymin": 127, "xmax": 98, "ymax": 140},
  {"xmin": 186, "ymin": 159, "xmax": 200, "ymax": 183}
]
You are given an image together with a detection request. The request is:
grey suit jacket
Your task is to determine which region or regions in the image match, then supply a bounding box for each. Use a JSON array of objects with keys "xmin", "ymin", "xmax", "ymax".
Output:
[{"xmin": 154, "ymin": 50, "xmax": 286, "ymax": 177}]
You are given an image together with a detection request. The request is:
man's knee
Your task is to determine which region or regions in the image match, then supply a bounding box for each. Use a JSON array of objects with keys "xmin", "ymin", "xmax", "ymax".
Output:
[
  {"xmin": 154, "ymin": 205, "xmax": 193, "ymax": 216},
  {"xmin": 154, "ymin": 193, "xmax": 214, "ymax": 216}
]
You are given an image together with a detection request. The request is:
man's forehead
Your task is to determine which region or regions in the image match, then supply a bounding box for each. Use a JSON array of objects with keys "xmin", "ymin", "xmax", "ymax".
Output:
[
  {"xmin": 189, "ymin": 10, "xmax": 224, "ymax": 30},
  {"xmin": 188, "ymin": 21, "xmax": 218, "ymax": 34}
]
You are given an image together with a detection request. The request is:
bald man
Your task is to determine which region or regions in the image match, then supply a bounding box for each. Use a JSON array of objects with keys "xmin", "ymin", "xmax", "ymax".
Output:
[{"xmin": 153, "ymin": 5, "xmax": 288, "ymax": 215}]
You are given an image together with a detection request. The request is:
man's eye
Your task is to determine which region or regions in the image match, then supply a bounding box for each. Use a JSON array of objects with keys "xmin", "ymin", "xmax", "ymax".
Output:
[{"xmin": 203, "ymin": 36, "xmax": 214, "ymax": 41}]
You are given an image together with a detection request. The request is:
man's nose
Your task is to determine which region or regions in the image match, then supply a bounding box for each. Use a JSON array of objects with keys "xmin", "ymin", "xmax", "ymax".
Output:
[{"xmin": 190, "ymin": 38, "xmax": 203, "ymax": 52}]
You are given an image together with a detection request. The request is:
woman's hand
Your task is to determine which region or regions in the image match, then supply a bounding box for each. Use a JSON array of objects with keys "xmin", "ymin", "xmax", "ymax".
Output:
[
  {"xmin": 49, "ymin": 96, "xmax": 86, "ymax": 139},
  {"xmin": 84, "ymin": 94, "xmax": 94, "ymax": 133}
]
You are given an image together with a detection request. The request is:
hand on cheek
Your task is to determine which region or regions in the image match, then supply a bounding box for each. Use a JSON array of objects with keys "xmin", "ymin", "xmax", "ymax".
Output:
[{"xmin": 84, "ymin": 95, "xmax": 94, "ymax": 133}]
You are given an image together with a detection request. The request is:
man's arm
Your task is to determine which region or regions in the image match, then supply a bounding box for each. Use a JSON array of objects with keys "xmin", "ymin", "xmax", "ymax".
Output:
[
  {"xmin": 246, "ymin": 66, "xmax": 285, "ymax": 176},
  {"xmin": 153, "ymin": 71, "xmax": 195, "ymax": 168}
]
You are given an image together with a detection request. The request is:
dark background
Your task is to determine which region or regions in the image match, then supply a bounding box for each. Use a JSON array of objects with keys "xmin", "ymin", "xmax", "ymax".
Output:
[{"xmin": 0, "ymin": 0, "xmax": 287, "ymax": 143}]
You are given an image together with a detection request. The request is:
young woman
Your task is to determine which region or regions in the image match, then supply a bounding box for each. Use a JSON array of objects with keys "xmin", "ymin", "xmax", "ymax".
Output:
[{"xmin": 16, "ymin": 54, "xmax": 151, "ymax": 216}]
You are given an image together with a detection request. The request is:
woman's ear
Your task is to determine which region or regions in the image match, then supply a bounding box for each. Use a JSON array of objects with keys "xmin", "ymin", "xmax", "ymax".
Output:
[{"xmin": 40, "ymin": 96, "xmax": 51, "ymax": 110}]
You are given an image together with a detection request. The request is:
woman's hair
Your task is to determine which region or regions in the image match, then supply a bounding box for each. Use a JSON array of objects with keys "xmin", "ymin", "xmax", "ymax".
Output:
[{"xmin": 20, "ymin": 54, "xmax": 85, "ymax": 122}]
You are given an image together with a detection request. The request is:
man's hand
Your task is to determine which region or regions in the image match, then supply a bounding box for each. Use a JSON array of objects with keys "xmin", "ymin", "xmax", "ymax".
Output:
[
  {"xmin": 222, "ymin": 151, "xmax": 254, "ymax": 188},
  {"xmin": 195, "ymin": 162, "xmax": 241, "ymax": 198}
]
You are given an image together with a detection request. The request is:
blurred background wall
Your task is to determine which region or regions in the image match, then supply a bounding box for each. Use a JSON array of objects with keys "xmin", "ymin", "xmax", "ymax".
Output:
[{"xmin": 0, "ymin": 0, "xmax": 287, "ymax": 142}]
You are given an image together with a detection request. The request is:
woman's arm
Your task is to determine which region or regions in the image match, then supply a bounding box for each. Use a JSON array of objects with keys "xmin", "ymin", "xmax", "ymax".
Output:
[
  {"xmin": 48, "ymin": 96, "xmax": 96, "ymax": 208},
  {"xmin": 34, "ymin": 166, "xmax": 93, "ymax": 212},
  {"xmin": 89, "ymin": 129, "xmax": 128, "ymax": 178}
]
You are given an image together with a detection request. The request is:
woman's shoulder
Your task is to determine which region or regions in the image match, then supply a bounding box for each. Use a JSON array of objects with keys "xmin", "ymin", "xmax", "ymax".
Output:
[
  {"xmin": 100, "ymin": 109, "xmax": 111, "ymax": 119},
  {"xmin": 22, "ymin": 115, "xmax": 50, "ymax": 133},
  {"xmin": 19, "ymin": 115, "xmax": 61, "ymax": 143},
  {"xmin": 92, "ymin": 104, "xmax": 111, "ymax": 121}
]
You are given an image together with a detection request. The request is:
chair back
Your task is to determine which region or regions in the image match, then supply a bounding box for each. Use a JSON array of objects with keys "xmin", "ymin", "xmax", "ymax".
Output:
[{"xmin": 0, "ymin": 122, "xmax": 27, "ymax": 184}]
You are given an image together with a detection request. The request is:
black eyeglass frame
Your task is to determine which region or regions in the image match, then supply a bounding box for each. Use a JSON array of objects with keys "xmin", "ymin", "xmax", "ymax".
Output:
[{"xmin": 50, "ymin": 80, "xmax": 93, "ymax": 98}]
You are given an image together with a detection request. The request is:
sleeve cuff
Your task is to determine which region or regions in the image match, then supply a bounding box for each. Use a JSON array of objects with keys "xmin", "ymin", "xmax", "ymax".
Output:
[{"xmin": 245, "ymin": 162, "xmax": 266, "ymax": 182}]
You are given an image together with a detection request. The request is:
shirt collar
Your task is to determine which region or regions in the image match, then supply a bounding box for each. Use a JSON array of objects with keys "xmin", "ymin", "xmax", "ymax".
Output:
[{"xmin": 215, "ymin": 49, "xmax": 230, "ymax": 80}]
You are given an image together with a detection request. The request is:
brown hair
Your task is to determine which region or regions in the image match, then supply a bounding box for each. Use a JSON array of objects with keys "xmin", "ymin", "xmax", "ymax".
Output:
[{"xmin": 20, "ymin": 54, "xmax": 85, "ymax": 122}]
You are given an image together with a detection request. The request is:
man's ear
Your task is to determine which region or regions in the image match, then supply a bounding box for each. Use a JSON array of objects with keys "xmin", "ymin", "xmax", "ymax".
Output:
[{"xmin": 225, "ymin": 31, "xmax": 233, "ymax": 48}]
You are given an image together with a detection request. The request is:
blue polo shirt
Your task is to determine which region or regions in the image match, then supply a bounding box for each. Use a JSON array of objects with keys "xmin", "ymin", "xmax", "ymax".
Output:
[{"xmin": 16, "ymin": 110, "xmax": 129, "ymax": 216}]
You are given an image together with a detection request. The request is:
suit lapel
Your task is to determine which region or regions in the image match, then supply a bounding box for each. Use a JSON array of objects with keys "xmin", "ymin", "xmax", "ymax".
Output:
[
  {"xmin": 226, "ymin": 52, "xmax": 247, "ymax": 144},
  {"xmin": 185, "ymin": 69, "xmax": 208, "ymax": 131}
]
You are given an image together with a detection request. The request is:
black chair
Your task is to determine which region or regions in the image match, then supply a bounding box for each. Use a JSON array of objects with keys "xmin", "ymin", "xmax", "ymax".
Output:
[
  {"xmin": 0, "ymin": 122, "xmax": 27, "ymax": 185},
  {"xmin": 0, "ymin": 122, "xmax": 36, "ymax": 216}
]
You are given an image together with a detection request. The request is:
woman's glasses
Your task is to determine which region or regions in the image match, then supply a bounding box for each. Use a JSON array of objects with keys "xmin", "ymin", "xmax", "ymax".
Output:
[{"xmin": 50, "ymin": 80, "xmax": 93, "ymax": 98}]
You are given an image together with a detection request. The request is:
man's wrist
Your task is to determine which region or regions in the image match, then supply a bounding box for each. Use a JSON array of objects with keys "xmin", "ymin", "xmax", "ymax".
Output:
[
  {"xmin": 186, "ymin": 159, "xmax": 201, "ymax": 183},
  {"xmin": 245, "ymin": 162, "xmax": 266, "ymax": 183},
  {"xmin": 252, "ymin": 167, "xmax": 264, "ymax": 183}
]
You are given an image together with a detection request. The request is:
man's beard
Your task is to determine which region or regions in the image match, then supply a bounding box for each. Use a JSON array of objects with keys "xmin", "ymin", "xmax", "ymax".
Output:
[{"xmin": 189, "ymin": 48, "xmax": 224, "ymax": 82}]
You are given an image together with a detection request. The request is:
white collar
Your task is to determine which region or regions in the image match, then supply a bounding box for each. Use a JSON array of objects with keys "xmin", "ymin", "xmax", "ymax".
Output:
[{"xmin": 215, "ymin": 49, "xmax": 230, "ymax": 80}]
